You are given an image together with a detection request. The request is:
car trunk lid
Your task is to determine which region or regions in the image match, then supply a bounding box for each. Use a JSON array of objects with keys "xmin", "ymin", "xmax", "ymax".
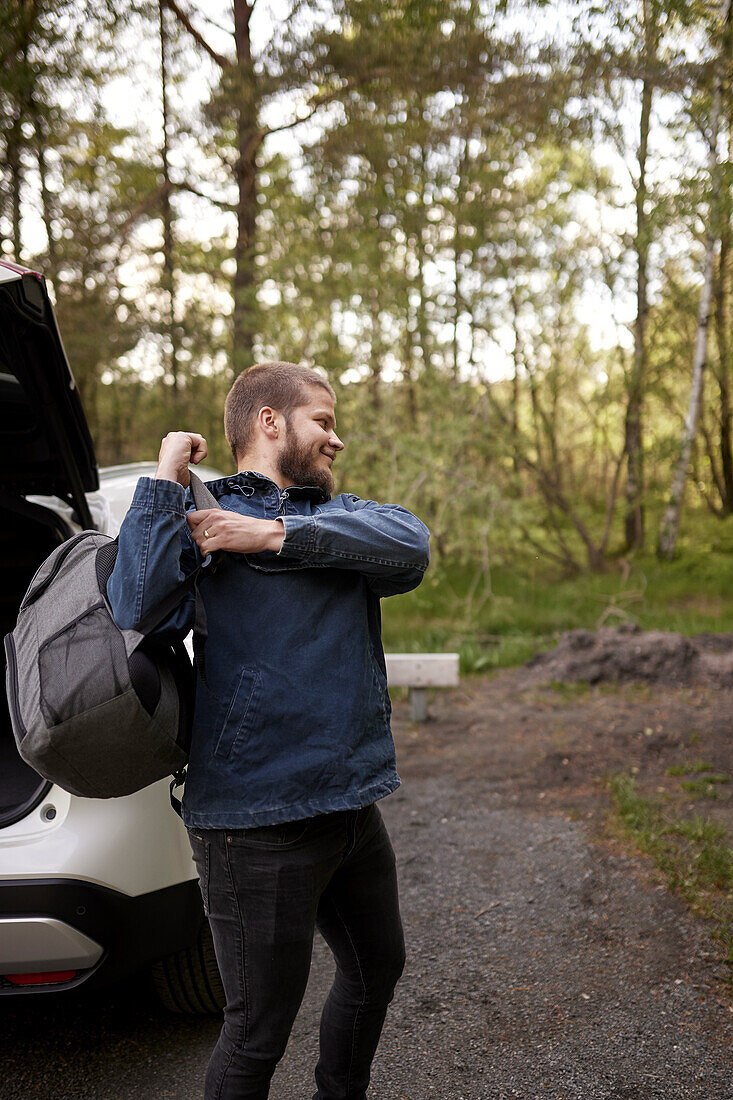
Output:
[{"xmin": 0, "ymin": 260, "xmax": 98, "ymax": 528}]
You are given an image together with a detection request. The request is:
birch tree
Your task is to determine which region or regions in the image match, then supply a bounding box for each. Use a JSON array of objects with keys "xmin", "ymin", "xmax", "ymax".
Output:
[{"xmin": 657, "ymin": 0, "xmax": 733, "ymax": 559}]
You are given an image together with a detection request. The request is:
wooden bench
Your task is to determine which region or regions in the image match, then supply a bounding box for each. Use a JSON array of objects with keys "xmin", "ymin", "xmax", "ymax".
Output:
[{"xmin": 384, "ymin": 653, "xmax": 460, "ymax": 721}]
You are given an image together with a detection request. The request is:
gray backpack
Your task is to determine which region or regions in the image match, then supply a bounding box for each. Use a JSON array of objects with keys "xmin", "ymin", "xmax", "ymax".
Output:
[{"xmin": 4, "ymin": 472, "xmax": 219, "ymax": 803}]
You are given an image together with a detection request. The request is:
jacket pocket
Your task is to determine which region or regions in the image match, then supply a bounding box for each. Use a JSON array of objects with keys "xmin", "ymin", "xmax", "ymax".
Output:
[
  {"xmin": 228, "ymin": 818, "xmax": 311, "ymax": 849},
  {"xmin": 213, "ymin": 666, "xmax": 261, "ymax": 760},
  {"xmin": 369, "ymin": 647, "xmax": 391, "ymax": 721}
]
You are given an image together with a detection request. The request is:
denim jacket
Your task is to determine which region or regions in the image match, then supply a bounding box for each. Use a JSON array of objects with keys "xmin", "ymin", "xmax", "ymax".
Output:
[{"xmin": 106, "ymin": 472, "xmax": 430, "ymax": 829}]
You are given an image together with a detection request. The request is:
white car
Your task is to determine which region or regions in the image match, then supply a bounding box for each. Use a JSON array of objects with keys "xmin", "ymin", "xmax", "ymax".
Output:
[{"xmin": 0, "ymin": 258, "xmax": 224, "ymax": 1012}]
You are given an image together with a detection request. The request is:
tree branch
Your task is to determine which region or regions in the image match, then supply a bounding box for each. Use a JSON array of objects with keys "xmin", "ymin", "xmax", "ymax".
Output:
[
  {"xmin": 600, "ymin": 447, "xmax": 625, "ymax": 554},
  {"xmin": 517, "ymin": 521, "xmax": 580, "ymax": 572},
  {"xmin": 161, "ymin": 0, "xmax": 230, "ymax": 68},
  {"xmin": 262, "ymin": 68, "xmax": 392, "ymax": 139},
  {"xmin": 175, "ymin": 179, "xmax": 236, "ymax": 211},
  {"xmin": 199, "ymin": 11, "xmax": 235, "ymax": 36},
  {"xmin": 116, "ymin": 181, "xmax": 172, "ymax": 241},
  {"xmin": 229, "ymin": 68, "xmax": 394, "ymax": 171}
]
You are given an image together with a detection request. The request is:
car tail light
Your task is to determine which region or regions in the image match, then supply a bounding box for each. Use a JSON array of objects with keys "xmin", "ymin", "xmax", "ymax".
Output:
[{"xmin": 5, "ymin": 970, "xmax": 77, "ymax": 985}]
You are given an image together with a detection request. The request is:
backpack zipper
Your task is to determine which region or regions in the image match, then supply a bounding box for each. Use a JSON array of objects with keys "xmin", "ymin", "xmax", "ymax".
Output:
[
  {"xmin": 3, "ymin": 633, "xmax": 27, "ymax": 738},
  {"xmin": 21, "ymin": 531, "xmax": 98, "ymax": 610}
]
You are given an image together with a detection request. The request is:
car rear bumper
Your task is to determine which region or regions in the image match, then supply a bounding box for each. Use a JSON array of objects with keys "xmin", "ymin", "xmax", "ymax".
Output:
[
  {"xmin": 0, "ymin": 876, "xmax": 204, "ymax": 995},
  {"xmin": 1, "ymin": 916, "xmax": 103, "ymax": 972}
]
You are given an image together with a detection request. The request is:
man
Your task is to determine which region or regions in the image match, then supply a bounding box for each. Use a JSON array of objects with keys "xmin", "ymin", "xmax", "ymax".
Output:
[{"xmin": 107, "ymin": 360, "xmax": 430, "ymax": 1100}]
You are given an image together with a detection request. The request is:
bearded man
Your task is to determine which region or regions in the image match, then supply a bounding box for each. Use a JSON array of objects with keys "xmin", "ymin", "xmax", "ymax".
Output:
[{"xmin": 107, "ymin": 360, "xmax": 430, "ymax": 1100}]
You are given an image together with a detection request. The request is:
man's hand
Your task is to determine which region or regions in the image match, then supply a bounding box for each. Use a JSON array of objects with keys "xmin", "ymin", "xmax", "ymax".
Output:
[
  {"xmin": 187, "ymin": 509, "xmax": 285, "ymax": 556},
  {"xmin": 156, "ymin": 431, "xmax": 208, "ymax": 488}
]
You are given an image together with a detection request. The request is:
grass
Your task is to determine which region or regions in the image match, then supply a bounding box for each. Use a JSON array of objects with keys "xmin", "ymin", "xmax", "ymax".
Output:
[
  {"xmin": 666, "ymin": 761, "xmax": 717, "ymax": 776},
  {"xmin": 380, "ymin": 507, "xmax": 733, "ymax": 671},
  {"xmin": 679, "ymin": 775, "xmax": 730, "ymax": 799},
  {"xmin": 664, "ymin": 761, "xmax": 731, "ymax": 799},
  {"xmin": 548, "ymin": 679, "xmax": 591, "ymax": 699},
  {"xmin": 607, "ymin": 773, "xmax": 733, "ymax": 979}
]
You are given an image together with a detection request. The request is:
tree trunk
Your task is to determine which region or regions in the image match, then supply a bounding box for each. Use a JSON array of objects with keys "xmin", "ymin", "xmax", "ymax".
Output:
[
  {"xmin": 510, "ymin": 292, "xmax": 522, "ymax": 476},
  {"xmin": 452, "ymin": 134, "xmax": 468, "ymax": 381},
  {"xmin": 32, "ymin": 105, "xmax": 57, "ymax": 280},
  {"xmin": 415, "ymin": 143, "xmax": 431, "ymax": 373},
  {"xmin": 232, "ymin": 0, "xmax": 258, "ymax": 378},
  {"xmin": 623, "ymin": 0, "xmax": 655, "ymax": 551},
  {"xmin": 714, "ymin": 113, "xmax": 733, "ymax": 509},
  {"xmin": 159, "ymin": 1, "xmax": 179, "ymax": 393},
  {"xmin": 452, "ymin": 249, "xmax": 461, "ymax": 380},
  {"xmin": 7, "ymin": 111, "xmax": 23, "ymax": 262},
  {"xmin": 657, "ymin": 246, "xmax": 718, "ymax": 560},
  {"xmin": 657, "ymin": 0, "xmax": 729, "ymax": 558},
  {"xmin": 369, "ymin": 283, "xmax": 382, "ymax": 410},
  {"xmin": 402, "ymin": 249, "xmax": 418, "ymax": 426}
]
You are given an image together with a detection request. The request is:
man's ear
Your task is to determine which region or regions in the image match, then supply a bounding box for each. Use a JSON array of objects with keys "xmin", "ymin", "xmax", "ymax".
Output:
[{"xmin": 256, "ymin": 406, "xmax": 282, "ymax": 440}]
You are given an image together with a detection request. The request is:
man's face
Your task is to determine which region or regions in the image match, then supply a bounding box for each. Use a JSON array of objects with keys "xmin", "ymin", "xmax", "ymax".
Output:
[{"xmin": 277, "ymin": 387, "xmax": 344, "ymax": 495}]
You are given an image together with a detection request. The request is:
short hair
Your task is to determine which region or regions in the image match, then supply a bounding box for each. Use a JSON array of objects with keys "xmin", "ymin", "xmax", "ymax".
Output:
[{"xmin": 224, "ymin": 360, "xmax": 336, "ymax": 462}]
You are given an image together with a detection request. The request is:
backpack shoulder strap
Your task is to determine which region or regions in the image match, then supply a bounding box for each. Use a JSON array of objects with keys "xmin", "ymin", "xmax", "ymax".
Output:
[{"xmin": 188, "ymin": 470, "xmax": 221, "ymax": 512}]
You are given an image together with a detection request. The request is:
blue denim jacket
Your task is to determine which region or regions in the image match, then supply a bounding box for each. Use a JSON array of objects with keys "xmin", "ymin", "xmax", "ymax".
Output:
[{"xmin": 106, "ymin": 472, "xmax": 430, "ymax": 828}]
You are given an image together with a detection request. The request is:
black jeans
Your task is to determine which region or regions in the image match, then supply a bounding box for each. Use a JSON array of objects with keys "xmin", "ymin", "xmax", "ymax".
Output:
[{"xmin": 188, "ymin": 803, "xmax": 405, "ymax": 1100}]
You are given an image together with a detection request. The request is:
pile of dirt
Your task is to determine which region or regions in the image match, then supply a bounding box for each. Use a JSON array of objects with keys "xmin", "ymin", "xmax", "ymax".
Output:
[{"xmin": 525, "ymin": 623, "xmax": 733, "ymax": 687}]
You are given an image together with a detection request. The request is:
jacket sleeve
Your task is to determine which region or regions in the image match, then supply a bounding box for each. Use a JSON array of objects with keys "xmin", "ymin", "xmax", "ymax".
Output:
[
  {"xmin": 276, "ymin": 494, "xmax": 430, "ymax": 598},
  {"xmin": 106, "ymin": 476, "xmax": 201, "ymax": 639}
]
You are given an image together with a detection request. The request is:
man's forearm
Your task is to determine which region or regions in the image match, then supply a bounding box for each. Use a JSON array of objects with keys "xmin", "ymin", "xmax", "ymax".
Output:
[{"xmin": 277, "ymin": 498, "xmax": 430, "ymax": 596}]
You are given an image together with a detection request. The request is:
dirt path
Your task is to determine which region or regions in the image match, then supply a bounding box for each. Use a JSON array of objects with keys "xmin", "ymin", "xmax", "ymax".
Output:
[
  {"xmin": 353, "ymin": 671, "xmax": 733, "ymax": 1100},
  {"xmin": 3, "ymin": 668, "xmax": 732, "ymax": 1099}
]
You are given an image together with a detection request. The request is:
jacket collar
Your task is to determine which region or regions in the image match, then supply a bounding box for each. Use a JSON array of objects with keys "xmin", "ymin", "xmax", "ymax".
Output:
[{"xmin": 205, "ymin": 469, "xmax": 330, "ymax": 504}]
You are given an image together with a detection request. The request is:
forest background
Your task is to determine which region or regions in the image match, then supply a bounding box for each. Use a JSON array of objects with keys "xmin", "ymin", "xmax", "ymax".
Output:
[{"xmin": 3, "ymin": 0, "xmax": 733, "ymax": 670}]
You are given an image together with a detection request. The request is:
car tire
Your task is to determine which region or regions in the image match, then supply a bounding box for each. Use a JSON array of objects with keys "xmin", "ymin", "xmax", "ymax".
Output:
[{"xmin": 151, "ymin": 919, "xmax": 225, "ymax": 1014}]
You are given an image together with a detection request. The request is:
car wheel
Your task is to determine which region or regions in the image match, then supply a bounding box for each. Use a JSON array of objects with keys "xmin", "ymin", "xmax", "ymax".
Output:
[{"xmin": 151, "ymin": 919, "xmax": 225, "ymax": 1014}]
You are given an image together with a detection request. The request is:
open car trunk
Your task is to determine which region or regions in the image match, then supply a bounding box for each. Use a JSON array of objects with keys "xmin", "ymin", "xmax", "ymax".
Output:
[{"xmin": 1, "ymin": 261, "xmax": 99, "ymax": 827}]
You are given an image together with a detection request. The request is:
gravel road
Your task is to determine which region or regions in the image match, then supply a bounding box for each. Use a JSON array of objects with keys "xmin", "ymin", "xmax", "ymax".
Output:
[{"xmin": 2, "ymin": 676, "xmax": 732, "ymax": 1100}]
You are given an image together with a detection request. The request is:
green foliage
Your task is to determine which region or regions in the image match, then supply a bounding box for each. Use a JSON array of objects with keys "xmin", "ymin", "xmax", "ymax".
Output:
[
  {"xmin": 3, "ymin": 0, "xmax": 733, "ymax": 598},
  {"xmin": 381, "ymin": 503, "xmax": 733, "ymax": 661}
]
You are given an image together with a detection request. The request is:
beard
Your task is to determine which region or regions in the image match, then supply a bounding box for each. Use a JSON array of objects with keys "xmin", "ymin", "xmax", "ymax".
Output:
[{"xmin": 277, "ymin": 431, "xmax": 334, "ymax": 495}]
